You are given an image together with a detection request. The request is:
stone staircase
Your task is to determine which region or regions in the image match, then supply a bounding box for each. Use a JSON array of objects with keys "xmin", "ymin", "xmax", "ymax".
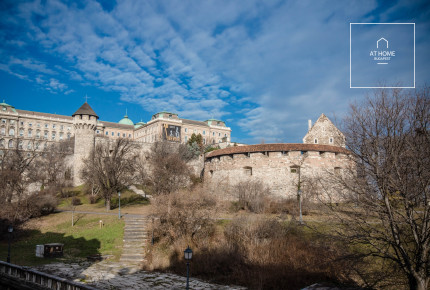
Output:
[{"xmin": 120, "ymin": 216, "xmax": 150, "ymax": 266}]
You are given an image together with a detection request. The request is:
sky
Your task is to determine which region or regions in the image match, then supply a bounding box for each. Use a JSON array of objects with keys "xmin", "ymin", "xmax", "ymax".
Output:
[{"xmin": 0, "ymin": 0, "xmax": 429, "ymax": 144}]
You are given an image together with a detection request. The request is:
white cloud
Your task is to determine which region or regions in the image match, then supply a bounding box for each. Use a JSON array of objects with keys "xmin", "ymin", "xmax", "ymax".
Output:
[{"xmin": 1, "ymin": 0, "xmax": 428, "ymax": 143}]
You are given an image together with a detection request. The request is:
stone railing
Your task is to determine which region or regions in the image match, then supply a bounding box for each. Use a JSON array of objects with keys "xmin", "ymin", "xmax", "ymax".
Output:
[{"xmin": 0, "ymin": 261, "xmax": 97, "ymax": 290}]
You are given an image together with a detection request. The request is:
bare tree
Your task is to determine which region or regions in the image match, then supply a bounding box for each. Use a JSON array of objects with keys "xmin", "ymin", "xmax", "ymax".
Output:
[
  {"xmin": 29, "ymin": 139, "xmax": 73, "ymax": 192},
  {"xmin": 81, "ymin": 138, "xmax": 138, "ymax": 211},
  {"xmin": 0, "ymin": 139, "xmax": 37, "ymax": 203},
  {"xmin": 317, "ymin": 88, "xmax": 430, "ymax": 289},
  {"xmin": 148, "ymin": 141, "xmax": 191, "ymax": 195}
]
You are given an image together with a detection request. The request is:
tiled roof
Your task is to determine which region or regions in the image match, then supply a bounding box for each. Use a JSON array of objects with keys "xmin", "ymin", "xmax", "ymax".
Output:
[
  {"xmin": 181, "ymin": 119, "xmax": 209, "ymax": 127},
  {"xmin": 206, "ymin": 143, "xmax": 350, "ymax": 158},
  {"xmin": 16, "ymin": 109, "xmax": 73, "ymax": 120},
  {"xmin": 100, "ymin": 121, "xmax": 134, "ymax": 130},
  {"xmin": 72, "ymin": 102, "xmax": 98, "ymax": 118}
]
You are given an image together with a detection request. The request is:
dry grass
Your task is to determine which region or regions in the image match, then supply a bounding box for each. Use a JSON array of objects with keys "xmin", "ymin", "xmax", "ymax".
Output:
[{"xmin": 145, "ymin": 187, "xmax": 358, "ymax": 289}]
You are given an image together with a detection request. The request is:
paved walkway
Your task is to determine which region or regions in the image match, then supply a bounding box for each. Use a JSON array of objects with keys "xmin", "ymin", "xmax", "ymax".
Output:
[
  {"xmin": 36, "ymin": 261, "xmax": 245, "ymax": 289},
  {"xmin": 120, "ymin": 216, "xmax": 150, "ymax": 266}
]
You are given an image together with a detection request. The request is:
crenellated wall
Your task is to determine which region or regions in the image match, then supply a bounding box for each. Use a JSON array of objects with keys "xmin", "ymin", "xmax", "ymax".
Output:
[{"xmin": 204, "ymin": 143, "xmax": 352, "ymax": 200}]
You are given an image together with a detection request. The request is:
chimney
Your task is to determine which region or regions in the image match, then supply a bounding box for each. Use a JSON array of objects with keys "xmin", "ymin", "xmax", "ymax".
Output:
[{"xmin": 308, "ymin": 119, "xmax": 312, "ymax": 130}]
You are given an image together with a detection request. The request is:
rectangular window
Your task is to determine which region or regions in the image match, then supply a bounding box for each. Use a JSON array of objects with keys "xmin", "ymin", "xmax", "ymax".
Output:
[
  {"xmin": 60, "ymin": 125, "xmax": 64, "ymax": 130},
  {"xmin": 44, "ymin": 132, "xmax": 48, "ymax": 139},
  {"xmin": 59, "ymin": 132, "xmax": 63, "ymax": 140},
  {"xmin": 45, "ymin": 124, "xmax": 48, "ymax": 128},
  {"xmin": 28, "ymin": 130, "xmax": 32, "ymax": 137},
  {"xmin": 329, "ymin": 137, "xmax": 333, "ymax": 144},
  {"xmin": 118, "ymin": 133, "xmax": 120, "ymax": 137},
  {"xmin": 52, "ymin": 133, "xmax": 56, "ymax": 140},
  {"xmin": 106, "ymin": 131, "xmax": 108, "ymax": 135},
  {"xmin": 10, "ymin": 120, "xmax": 15, "ymax": 125},
  {"xmin": 52, "ymin": 124, "xmax": 56, "ymax": 129},
  {"xmin": 185, "ymin": 128, "xmax": 188, "ymax": 133},
  {"xmin": 203, "ymin": 130, "xmax": 206, "ymax": 135},
  {"xmin": 112, "ymin": 132, "xmax": 114, "ymax": 136},
  {"xmin": 20, "ymin": 121, "xmax": 24, "ymax": 126}
]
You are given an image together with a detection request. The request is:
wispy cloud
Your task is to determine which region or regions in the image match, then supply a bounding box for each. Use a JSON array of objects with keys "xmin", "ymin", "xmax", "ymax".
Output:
[{"xmin": 0, "ymin": 0, "xmax": 429, "ymax": 143}]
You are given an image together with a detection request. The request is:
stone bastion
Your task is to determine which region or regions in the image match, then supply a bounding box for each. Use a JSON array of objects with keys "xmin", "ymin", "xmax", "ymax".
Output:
[{"xmin": 204, "ymin": 143, "xmax": 352, "ymax": 200}]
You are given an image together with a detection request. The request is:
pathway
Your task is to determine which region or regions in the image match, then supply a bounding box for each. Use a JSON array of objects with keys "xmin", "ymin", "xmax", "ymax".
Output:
[{"xmin": 120, "ymin": 215, "xmax": 150, "ymax": 266}]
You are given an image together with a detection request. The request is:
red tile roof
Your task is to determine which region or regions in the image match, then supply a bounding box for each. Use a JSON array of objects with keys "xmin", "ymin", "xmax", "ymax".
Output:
[{"xmin": 205, "ymin": 143, "xmax": 350, "ymax": 159}]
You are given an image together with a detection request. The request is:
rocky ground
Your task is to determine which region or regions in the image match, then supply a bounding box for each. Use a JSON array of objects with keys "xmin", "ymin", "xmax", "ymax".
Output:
[{"xmin": 36, "ymin": 261, "xmax": 245, "ymax": 289}]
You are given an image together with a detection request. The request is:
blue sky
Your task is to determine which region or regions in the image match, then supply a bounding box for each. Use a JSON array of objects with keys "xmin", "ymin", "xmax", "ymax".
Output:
[{"xmin": 0, "ymin": 0, "xmax": 429, "ymax": 144}]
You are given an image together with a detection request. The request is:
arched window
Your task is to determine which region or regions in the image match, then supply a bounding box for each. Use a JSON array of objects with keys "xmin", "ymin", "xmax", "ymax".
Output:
[
  {"xmin": 9, "ymin": 128, "xmax": 15, "ymax": 136},
  {"xmin": 28, "ymin": 129, "xmax": 32, "ymax": 137},
  {"xmin": 27, "ymin": 142, "xmax": 32, "ymax": 149},
  {"xmin": 8, "ymin": 139, "xmax": 13, "ymax": 148},
  {"xmin": 0, "ymin": 127, "xmax": 5, "ymax": 135},
  {"xmin": 19, "ymin": 128, "xmax": 24, "ymax": 136},
  {"xmin": 0, "ymin": 139, "xmax": 4, "ymax": 147}
]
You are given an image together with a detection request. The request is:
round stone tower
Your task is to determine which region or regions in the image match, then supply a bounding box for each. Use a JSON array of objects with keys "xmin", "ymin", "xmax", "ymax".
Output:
[{"xmin": 72, "ymin": 102, "xmax": 99, "ymax": 185}]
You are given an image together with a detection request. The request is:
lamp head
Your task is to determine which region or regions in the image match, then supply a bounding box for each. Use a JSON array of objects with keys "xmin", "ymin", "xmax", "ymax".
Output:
[{"xmin": 184, "ymin": 246, "xmax": 193, "ymax": 260}]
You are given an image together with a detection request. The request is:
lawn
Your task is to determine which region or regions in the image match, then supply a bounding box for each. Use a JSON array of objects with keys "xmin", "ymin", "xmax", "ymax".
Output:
[{"xmin": 0, "ymin": 212, "xmax": 124, "ymax": 266}]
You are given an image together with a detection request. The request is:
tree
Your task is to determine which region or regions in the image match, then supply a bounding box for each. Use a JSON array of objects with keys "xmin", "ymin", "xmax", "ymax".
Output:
[
  {"xmin": 0, "ymin": 140, "xmax": 37, "ymax": 204},
  {"xmin": 187, "ymin": 133, "xmax": 203, "ymax": 151},
  {"xmin": 28, "ymin": 139, "xmax": 74, "ymax": 192},
  {"xmin": 317, "ymin": 88, "xmax": 430, "ymax": 289},
  {"xmin": 81, "ymin": 138, "xmax": 138, "ymax": 211},
  {"xmin": 148, "ymin": 141, "xmax": 191, "ymax": 195}
]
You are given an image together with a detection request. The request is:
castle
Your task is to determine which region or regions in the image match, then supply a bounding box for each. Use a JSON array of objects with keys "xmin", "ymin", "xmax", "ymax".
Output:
[
  {"xmin": 1, "ymin": 100, "xmax": 350, "ymax": 199},
  {"xmin": 0, "ymin": 101, "xmax": 231, "ymax": 184}
]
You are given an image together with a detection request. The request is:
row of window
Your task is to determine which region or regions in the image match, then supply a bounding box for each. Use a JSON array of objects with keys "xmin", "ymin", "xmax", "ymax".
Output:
[
  {"xmin": 0, "ymin": 139, "xmax": 50, "ymax": 150},
  {"xmin": 184, "ymin": 127, "xmax": 227, "ymax": 138},
  {"xmin": 314, "ymin": 137, "xmax": 334, "ymax": 144},
  {"xmin": 1, "ymin": 119, "xmax": 71, "ymax": 131},
  {"xmin": 0, "ymin": 127, "xmax": 71, "ymax": 140},
  {"xmin": 101, "ymin": 130, "xmax": 132, "ymax": 138}
]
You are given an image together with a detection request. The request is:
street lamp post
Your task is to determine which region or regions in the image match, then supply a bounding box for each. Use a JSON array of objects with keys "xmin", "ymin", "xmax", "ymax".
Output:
[
  {"xmin": 298, "ymin": 189, "xmax": 303, "ymax": 224},
  {"xmin": 184, "ymin": 246, "xmax": 193, "ymax": 290},
  {"xmin": 7, "ymin": 225, "xmax": 13, "ymax": 263},
  {"xmin": 118, "ymin": 191, "xmax": 121, "ymax": 219},
  {"xmin": 297, "ymin": 166, "xmax": 303, "ymax": 225}
]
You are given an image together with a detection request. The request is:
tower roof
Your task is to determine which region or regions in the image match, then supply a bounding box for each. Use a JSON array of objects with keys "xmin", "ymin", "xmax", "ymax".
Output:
[{"xmin": 72, "ymin": 102, "xmax": 98, "ymax": 118}]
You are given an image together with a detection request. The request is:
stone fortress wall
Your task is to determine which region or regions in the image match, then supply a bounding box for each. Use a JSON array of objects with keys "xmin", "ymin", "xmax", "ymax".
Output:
[
  {"xmin": 204, "ymin": 143, "xmax": 351, "ymax": 199},
  {"xmin": 203, "ymin": 114, "xmax": 351, "ymax": 200}
]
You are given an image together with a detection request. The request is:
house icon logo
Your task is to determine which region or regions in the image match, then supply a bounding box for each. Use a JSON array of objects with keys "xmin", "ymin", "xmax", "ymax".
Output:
[
  {"xmin": 370, "ymin": 37, "xmax": 395, "ymax": 64},
  {"xmin": 377, "ymin": 37, "xmax": 388, "ymax": 49}
]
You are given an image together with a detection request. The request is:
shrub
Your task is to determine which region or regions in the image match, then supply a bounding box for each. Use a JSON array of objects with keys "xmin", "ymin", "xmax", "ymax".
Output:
[
  {"xmin": 71, "ymin": 197, "xmax": 82, "ymax": 206},
  {"xmin": 153, "ymin": 189, "xmax": 216, "ymax": 246},
  {"xmin": 233, "ymin": 180, "xmax": 270, "ymax": 213}
]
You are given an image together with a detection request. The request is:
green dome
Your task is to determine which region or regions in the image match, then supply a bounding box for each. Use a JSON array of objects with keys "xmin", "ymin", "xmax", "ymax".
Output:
[
  {"xmin": 134, "ymin": 120, "xmax": 145, "ymax": 129},
  {"xmin": 119, "ymin": 114, "xmax": 134, "ymax": 126}
]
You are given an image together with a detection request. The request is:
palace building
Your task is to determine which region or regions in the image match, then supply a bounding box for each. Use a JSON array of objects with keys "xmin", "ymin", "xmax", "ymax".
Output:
[{"xmin": 0, "ymin": 100, "xmax": 232, "ymax": 150}]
